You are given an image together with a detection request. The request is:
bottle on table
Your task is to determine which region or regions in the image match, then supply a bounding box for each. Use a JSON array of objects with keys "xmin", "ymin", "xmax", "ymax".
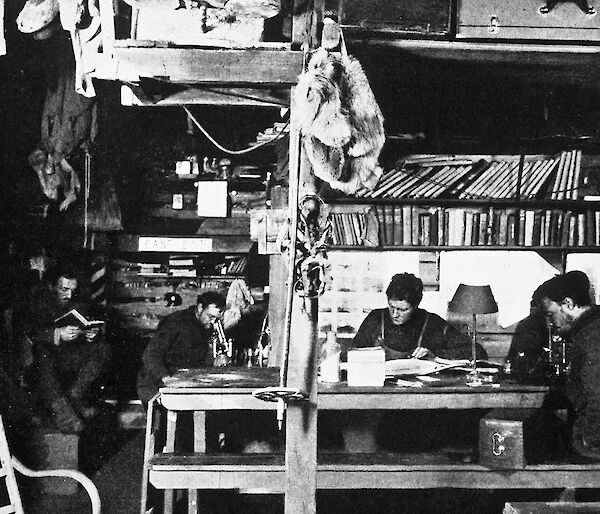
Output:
[{"xmin": 319, "ymin": 331, "xmax": 341, "ymax": 383}]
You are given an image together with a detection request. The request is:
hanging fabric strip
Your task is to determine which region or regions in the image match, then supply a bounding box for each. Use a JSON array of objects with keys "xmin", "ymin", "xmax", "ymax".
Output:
[
  {"xmin": 0, "ymin": 0, "xmax": 6, "ymax": 56},
  {"xmin": 83, "ymin": 150, "xmax": 91, "ymax": 247}
]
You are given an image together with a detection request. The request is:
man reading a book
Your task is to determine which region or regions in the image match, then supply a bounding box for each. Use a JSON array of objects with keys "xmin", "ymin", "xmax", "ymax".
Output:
[{"xmin": 27, "ymin": 266, "xmax": 110, "ymax": 433}]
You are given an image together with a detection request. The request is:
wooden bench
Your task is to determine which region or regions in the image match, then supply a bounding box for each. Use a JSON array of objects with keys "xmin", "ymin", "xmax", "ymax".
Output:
[
  {"xmin": 149, "ymin": 452, "xmax": 600, "ymax": 492},
  {"xmin": 504, "ymin": 502, "xmax": 600, "ymax": 513}
]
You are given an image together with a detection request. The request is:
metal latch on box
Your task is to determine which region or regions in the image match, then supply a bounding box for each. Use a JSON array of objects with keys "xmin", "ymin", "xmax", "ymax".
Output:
[
  {"xmin": 487, "ymin": 16, "xmax": 499, "ymax": 34},
  {"xmin": 492, "ymin": 432, "xmax": 506, "ymax": 456}
]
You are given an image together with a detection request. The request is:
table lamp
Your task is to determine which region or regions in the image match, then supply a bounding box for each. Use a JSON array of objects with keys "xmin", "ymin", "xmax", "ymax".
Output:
[{"xmin": 448, "ymin": 284, "xmax": 498, "ymax": 384}]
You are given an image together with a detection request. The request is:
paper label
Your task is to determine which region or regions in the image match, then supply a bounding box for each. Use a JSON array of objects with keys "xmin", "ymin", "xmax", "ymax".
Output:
[{"xmin": 138, "ymin": 237, "xmax": 213, "ymax": 252}]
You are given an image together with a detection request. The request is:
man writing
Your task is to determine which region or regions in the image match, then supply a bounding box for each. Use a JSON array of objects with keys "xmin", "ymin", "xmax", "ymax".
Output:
[
  {"xmin": 538, "ymin": 270, "xmax": 600, "ymax": 459},
  {"xmin": 137, "ymin": 291, "xmax": 226, "ymax": 404},
  {"xmin": 334, "ymin": 273, "xmax": 481, "ymax": 453},
  {"xmin": 346, "ymin": 273, "xmax": 477, "ymax": 360},
  {"xmin": 28, "ymin": 266, "xmax": 110, "ymax": 433}
]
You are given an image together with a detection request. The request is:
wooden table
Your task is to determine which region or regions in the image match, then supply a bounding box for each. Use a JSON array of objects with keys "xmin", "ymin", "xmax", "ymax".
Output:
[{"xmin": 143, "ymin": 368, "xmax": 586, "ymax": 514}]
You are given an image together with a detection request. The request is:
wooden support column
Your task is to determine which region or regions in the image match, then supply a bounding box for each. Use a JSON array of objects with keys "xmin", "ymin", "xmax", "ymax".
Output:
[
  {"xmin": 283, "ymin": 86, "xmax": 319, "ymax": 514},
  {"xmin": 284, "ymin": 295, "xmax": 318, "ymax": 514}
]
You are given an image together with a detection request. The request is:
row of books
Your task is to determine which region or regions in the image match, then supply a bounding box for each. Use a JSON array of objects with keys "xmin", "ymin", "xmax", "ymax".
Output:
[
  {"xmin": 331, "ymin": 206, "xmax": 600, "ymax": 248},
  {"xmin": 354, "ymin": 152, "xmax": 583, "ymax": 200},
  {"xmin": 550, "ymin": 149, "xmax": 581, "ymax": 200},
  {"xmin": 169, "ymin": 255, "xmax": 196, "ymax": 277},
  {"xmin": 114, "ymin": 255, "xmax": 248, "ymax": 279},
  {"xmin": 330, "ymin": 212, "xmax": 367, "ymax": 246}
]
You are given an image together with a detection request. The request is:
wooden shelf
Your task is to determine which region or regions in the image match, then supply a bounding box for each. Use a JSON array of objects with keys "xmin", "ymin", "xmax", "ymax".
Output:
[
  {"xmin": 348, "ymin": 38, "xmax": 600, "ymax": 65},
  {"xmin": 329, "ymin": 246, "xmax": 600, "ymax": 251},
  {"xmin": 149, "ymin": 452, "xmax": 600, "ymax": 492},
  {"xmin": 329, "ymin": 198, "xmax": 600, "ymax": 209},
  {"xmin": 94, "ymin": 47, "xmax": 303, "ymax": 86}
]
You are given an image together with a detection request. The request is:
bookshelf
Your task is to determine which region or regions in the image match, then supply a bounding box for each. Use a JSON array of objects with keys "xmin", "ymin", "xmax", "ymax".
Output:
[{"xmin": 326, "ymin": 153, "xmax": 600, "ymax": 251}]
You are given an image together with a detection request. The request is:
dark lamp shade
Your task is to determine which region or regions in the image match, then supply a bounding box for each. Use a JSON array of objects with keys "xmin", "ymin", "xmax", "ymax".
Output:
[{"xmin": 448, "ymin": 284, "xmax": 498, "ymax": 315}]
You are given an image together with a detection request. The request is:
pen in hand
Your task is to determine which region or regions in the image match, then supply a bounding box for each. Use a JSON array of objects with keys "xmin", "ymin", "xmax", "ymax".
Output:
[{"xmin": 410, "ymin": 347, "xmax": 434, "ymax": 360}]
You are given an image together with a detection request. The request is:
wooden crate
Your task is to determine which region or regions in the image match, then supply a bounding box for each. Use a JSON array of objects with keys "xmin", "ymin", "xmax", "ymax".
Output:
[
  {"xmin": 480, "ymin": 416, "xmax": 526, "ymax": 469},
  {"xmin": 457, "ymin": 0, "xmax": 600, "ymax": 41}
]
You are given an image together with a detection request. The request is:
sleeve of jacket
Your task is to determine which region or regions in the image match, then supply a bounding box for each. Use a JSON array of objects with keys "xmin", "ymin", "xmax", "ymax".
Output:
[
  {"xmin": 580, "ymin": 332, "xmax": 600, "ymax": 447},
  {"xmin": 142, "ymin": 318, "xmax": 178, "ymax": 381},
  {"xmin": 343, "ymin": 310, "xmax": 380, "ymax": 359},
  {"xmin": 429, "ymin": 315, "xmax": 485, "ymax": 360}
]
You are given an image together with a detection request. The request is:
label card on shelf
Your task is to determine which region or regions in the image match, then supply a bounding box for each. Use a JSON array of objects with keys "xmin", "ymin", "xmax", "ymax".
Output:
[
  {"xmin": 197, "ymin": 180, "xmax": 228, "ymax": 218},
  {"xmin": 138, "ymin": 237, "xmax": 213, "ymax": 253}
]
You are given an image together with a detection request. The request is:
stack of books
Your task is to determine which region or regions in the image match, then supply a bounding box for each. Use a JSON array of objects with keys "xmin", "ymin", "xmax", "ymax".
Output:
[
  {"xmin": 168, "ymin": 255, "xmax": 197, "ymax": 278},
  {"xmin": 354, "ymin": 152, "xmax": 583, "ymax": 201},
  {"xmin": 330, "ymin": 212, "xmax": 366, "ymax": 245},
  {"xmin": 137, "ymin": 263, "xmax": 169, "ymax": 277},
  {"xmin": 224, "ymin": 255, "xmax": 248, "ymax": 275},
  {"xmin": 550, "ymin": 150, "xmax": 582, "ymax": 200}
]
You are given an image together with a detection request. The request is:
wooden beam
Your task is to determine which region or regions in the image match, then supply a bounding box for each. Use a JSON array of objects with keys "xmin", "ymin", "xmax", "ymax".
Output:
[
  {"xmin": 148, "ymin": 453, "xmax": 600, "ymax": 491},
  {"xmin": 98, "ymin": 0, "xmax": 116, "ymax": 56},
  {"xmin": 284, "ymin": 296, "xmax": 318, "ymax": 514},
  {"xmin": 120, "ymin": 85, "xmax": 291, "ymax": 107},
  {"xmin": 94, "ymin": 48, "xmax": 303, "ymax": 84}
]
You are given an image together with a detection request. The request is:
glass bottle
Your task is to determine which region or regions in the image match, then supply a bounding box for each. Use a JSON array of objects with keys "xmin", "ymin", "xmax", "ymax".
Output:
[{"xmin": 319, "ymin": 331, "xmax": 341, "ymax": 383}]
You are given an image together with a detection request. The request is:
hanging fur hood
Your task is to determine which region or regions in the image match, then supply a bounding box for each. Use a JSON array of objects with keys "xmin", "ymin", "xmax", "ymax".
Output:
[{"xmin": 294, "ymin": 47, "xmax": 385, "ymax": 194}]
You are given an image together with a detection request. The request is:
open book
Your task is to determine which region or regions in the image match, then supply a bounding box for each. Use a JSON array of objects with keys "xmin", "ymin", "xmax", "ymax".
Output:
[
  {"xmin": 54, "ymin": 309, "xmax": 105, "ymax": 329},
  {"xmin": 385, "ymin": 357, "xmax": 501, "ymax": 377}
]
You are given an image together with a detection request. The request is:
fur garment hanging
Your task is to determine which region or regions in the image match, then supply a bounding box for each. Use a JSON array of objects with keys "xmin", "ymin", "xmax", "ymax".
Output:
[{"xmin": 294, "ymin": 47, "xmax": 385, "ymax": 195}]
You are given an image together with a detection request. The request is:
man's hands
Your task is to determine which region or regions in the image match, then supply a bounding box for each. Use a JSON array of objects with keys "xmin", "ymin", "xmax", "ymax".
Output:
[
  {"xmin": 56, "ymin": 326, "xmax": 100, "ymax": 343},
  {"xmin": 59, "ymin": 325, "xmax": 81, "ymax": 342},
  {"xmin": 85, "ymin": 327, "xmax": 100, "ymax": 342},
  {"xmin": 410, "ymin": 347, "xmax": 434, "ymax": 360},
  {"xmin": 161, "ymin": 376, "xmax": 179, "ymax": 386}
]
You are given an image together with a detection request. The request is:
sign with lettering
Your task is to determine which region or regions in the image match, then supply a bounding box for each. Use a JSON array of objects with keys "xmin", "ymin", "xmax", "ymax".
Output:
[{"xmin": 138, "ymin": 237, "xmax": 213, "ymax": 252}]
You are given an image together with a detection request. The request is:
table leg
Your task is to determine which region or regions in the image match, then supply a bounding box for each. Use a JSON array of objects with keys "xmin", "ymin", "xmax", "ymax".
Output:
[
  {"xmin": 140, "ymin": 400, "xmax": 155, "ymax": 514},
  {"xmin": 165, "ymin": 410, "xmax": 178, "ymax": 453},
  {"xmin": 164, "ymin": 490, "xmax": 174, "ymax": 514},
  {"xmin": 163, "ymin": 410, "xmax": 178, "ymax": 513},
  {"xmin": 193, "ymin": 411, "xmax": 206, "ymax": 453},
  {"xmin": 188, "ymin": 489, "xmax": 198, "ymax": 514}
]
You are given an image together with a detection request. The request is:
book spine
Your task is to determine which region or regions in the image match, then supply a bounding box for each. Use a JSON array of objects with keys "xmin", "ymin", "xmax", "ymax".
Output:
[{"xmin": 402, "ymin": 206, "xmax": 413, "ymax": 246}]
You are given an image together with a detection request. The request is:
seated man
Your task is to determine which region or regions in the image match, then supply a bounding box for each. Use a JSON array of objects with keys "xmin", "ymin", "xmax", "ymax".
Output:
[
  {"xmin": 506, "ymin": 285, "xmax": 553, "ymax": 379},
  {"xmin": 27, "ymin": 266, "xmax": 111, "ymax": 433},
  {"xmin": 137, "ymin": 291, "xmax": 226, "ymax": 404},
  {"xmin": 335, "ymin": 273, "xmax": 483, "ymax": 453},
  {"xmin": 345, "ymin": 273, "xmax": 477, "ymax": 360},
  {"xmin": 538, "ymin": 270, "xmax": 600, "ymax": 460}
]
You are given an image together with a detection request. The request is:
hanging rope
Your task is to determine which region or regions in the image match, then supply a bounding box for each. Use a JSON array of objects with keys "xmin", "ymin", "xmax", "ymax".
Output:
[
  {"xmin": 182, "ymin": 106, "xmax": 289, "ymax": 156},
  {"xmin": 83, "ymin": 150, "xmax": 91, "ymax": 248},
  {"xmin": 253, "ymin": 49, "xmax": 314, "ymax": 429}
]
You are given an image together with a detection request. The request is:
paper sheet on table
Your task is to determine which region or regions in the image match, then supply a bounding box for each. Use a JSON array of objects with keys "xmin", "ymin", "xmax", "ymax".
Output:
[
  {"xmin": 438, "ymin": 251, "xmax": 558, "ymax": 327},
  {"xmin": 385, "ymin": 358, "xmax": 464, "ymax": 377}
]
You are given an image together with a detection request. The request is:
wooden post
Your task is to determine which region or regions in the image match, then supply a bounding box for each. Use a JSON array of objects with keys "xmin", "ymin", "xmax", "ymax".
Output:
[
  {"xmin": 282, "ymin": 86, "xmax": 320, "ymax": 514},
  {"xmin": 284, "ymin": 295, "xmax": 318, "ymax": 514}
]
